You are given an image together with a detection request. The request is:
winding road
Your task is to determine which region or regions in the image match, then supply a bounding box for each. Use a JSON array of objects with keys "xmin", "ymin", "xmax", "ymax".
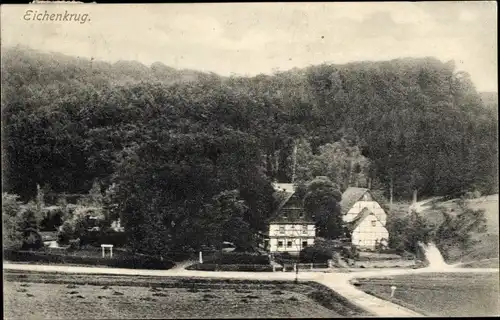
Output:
[{"xmin": 4, "ymin": 261, "xmax": 498, "ymax": 317}]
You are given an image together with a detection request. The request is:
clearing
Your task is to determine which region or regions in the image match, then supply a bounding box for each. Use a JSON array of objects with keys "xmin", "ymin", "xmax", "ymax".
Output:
[
  {"xmin": 356, "ymin": 272, "xmax": 500, "ymax": 317},
  {"xmin": 4, "ymin": 271, "xmax": 366, "ymax": 319}
]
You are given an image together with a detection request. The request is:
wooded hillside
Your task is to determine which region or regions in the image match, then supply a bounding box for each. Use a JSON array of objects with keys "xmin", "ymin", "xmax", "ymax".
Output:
[{"xmin": 2, "ymin": 46, "xmax": 498, "ymax": 204}]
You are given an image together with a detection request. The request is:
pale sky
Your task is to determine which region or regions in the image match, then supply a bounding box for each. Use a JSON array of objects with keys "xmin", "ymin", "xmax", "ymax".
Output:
[{"xmin": 1, "ymin": 2, "xmax": 497, "ymax": 91}]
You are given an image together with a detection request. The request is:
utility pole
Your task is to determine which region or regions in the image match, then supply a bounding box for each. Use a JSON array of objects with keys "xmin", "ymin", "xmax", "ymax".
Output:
[
  {"xmin": 388, "ymin": 154, "xmax": 393, "ymax": 214},
  {"xmin": 389, "ymin": 176, "xmax": 393, "ymax": 214},
  {"xmin": 291, "ymin": 140, "xmax": 298, "ymax": 184},
  {"xmin": 294, "ymin": 236, "xmax": 300, "ymax": 284}
]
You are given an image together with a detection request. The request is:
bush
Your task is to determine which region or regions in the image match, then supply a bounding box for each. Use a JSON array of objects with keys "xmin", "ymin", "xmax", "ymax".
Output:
[
  {"xmin": 203, "ymin": 252, "xmax": 269, "ymax": 265},
  {"xmin": 340, "ymin": 245, "xmax": 359, "ymax": 260},
  {"xmin": 401, "ymin": 251, "xmax": 416, "ymax": 260},
  {"xmin": 3, "ymin": 193, "xmax": 24, "ymax": 250},
  {"xmin": 376, "ymin": 248, "xmax": 400, "ymax": 255},
  {"xmin": 186, "ymin": 263, "xmax": 275, "ymax": 272},
  {"xmin": 57, "ymin": 221, "xmax": 74, "ymax": 245},
  {"xmin": 272, "ymin": 253, "xmax": 299, "ymax": 266},
  {"xmin": 3, "ymin": 249, "xmax": 174, "ymax": 270},
  {"xmin": 20, "ymin": 229, "xmax": 44, "ymax": 250},
  {"xmin": 299, "ymin": 246, "xmax": 332, "ymax": 263},
  {"xmin": 81, "ymin": 230, "xmax": 128, "ymax": 247}
]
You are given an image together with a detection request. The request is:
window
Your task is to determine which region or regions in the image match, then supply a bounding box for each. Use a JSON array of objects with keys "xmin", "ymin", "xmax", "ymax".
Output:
[
  {"xmin": 302, "ymin": 241, "xmax": 308, "ymax": 248},
  {"xmin": 371, "ymin": 220, "xmax": 377, "ymax": 227},
  {"xmin": 278, "ymin": 241, "xmax": 283, "ymax": 248},
  {"xmin": 302, "ymin": 225, "xmax": 308, "ymax": 234},
  {"xmin": 279, "ymin": 226, "xmax": 285, "ymax": 234},
  {"xmin": 290, "ymin": 225, "xmax": 295, "ymax": 229},
  {"xmin": 287, "ymin": 241, "xmax": 293, "ymax": 248}
]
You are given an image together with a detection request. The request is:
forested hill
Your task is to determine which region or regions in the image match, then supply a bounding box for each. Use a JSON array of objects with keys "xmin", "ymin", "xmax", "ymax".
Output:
[
  {"xmin": 2, "ymin": 47, "xmax": 498, "ymax": 205},
  {"xmin": 480, "ymin": 92, "xmax": 499, "ymax": 114}
]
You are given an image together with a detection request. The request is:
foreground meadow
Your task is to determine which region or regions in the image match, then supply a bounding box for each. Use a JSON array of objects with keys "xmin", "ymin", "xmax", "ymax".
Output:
[
  {"xmin": 4, "ymin": 271, "xmax": 367, "ymax": 319},
  {"xmin": 356, "ymin": 272, "xmax": 500, "ymax": 317}
]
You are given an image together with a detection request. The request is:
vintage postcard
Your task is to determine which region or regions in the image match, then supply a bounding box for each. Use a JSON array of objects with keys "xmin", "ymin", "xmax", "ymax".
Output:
[{"xmin": 2, "ymin": 2, "xmax": 498, "ymax": 319}]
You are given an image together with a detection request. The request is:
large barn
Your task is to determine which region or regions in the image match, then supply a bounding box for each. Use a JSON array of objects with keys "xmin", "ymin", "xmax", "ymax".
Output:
[{"xmin": 340, "ymin": 187, "xmax": 389, "ymax": 249}]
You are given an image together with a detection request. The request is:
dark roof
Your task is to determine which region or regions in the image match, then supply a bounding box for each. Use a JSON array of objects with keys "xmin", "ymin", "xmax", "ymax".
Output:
[
  {"xmin": 268, "ymin": 191, "xmax": 314, "ymax": 224},
  {"xmin": 347, "ymin": 207, "xmax": 385, "ymax": 232},
  {"xmin": 340, "ymin": 187, "xmax": 370, "ymax": 215}
]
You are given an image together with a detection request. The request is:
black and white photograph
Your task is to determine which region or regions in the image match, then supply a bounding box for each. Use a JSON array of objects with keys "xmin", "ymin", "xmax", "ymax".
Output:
[{"xmin": 1, "ymin": 1, "xmax": 498, "ymax": 318}]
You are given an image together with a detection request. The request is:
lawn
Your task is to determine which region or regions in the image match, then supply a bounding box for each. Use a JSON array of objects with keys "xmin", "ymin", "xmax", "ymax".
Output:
[
  {"xmin": 4, "ymin": 271, "xmax": 367, "ymax": 319},
  {"xmin": 459, "ymin": 258, "xmax": 499, "ymax": 268},
  {"xmin": 356, "ymin": 272, "xmax": 500, "ymax": 317}
]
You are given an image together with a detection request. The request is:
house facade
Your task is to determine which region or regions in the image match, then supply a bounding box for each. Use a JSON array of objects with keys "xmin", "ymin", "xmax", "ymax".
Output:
[
  {"xmin": 260, "ymin": 183, "xmax": 316, "ymax": 255},
  {"xmin": 340, "ymin": 187, "xmax": 389, "ymax": 249}
]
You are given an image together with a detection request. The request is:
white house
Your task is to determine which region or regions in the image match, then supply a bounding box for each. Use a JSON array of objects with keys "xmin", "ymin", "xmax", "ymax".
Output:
[
  {"xmin": 340, "ymin": 187, "xmax": 389, "ymax": 249},
  {"xmin": 259, "ymin": 184, "xmax": 316, "ymax": 255}
]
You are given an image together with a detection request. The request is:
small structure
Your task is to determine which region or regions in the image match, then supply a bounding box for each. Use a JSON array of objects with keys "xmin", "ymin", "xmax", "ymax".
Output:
[
  {"xmin": 341, "ymin": 187, "xmax": 389, "ymax": 249},
  {"xmin": 101, "ymin": 244, "xmax": 113, "ymax": 258},
  {"xmin": 259, "ymin": 184, "xmax": 316, "ymax": 255}
]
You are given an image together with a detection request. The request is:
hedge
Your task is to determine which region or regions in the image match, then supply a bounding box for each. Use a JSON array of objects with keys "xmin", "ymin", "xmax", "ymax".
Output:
[
  {"xmin": 79, "ymin": 231, "xmax": 128, "ymax": 247},
  {"xmin": 299, "ymin": 246, "xmax": 332, "ymax": 263},
  {"xmin": 203, "ymin": 252, "xmax": 270, "ymax": 265},
  {"xmin": 3, "ymin": 249, "xmax": 174, "ymax": 270},
  {"xmin": 186, "ymin": 263, "xmax": 277, "ymax": 272}
]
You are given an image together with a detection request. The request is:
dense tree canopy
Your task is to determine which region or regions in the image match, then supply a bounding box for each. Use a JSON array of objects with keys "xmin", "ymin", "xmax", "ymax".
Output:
[
  {"xmin": 302, "ymin": 177, "xmax": 343, "ymax": 239},
  {"xmin": 2, "ymin": 47, "xmax": 497, "ymax": 252}
]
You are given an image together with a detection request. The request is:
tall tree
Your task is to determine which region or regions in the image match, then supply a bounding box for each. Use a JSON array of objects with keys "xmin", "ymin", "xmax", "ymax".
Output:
[{"xmin": 303, "ymin": 176, "xmax": 343, "ymax": 239}]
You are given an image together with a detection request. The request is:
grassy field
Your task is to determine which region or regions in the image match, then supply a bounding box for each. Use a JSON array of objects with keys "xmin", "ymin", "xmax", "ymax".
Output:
[
  {"xmin": 459, "ymin": 258, "xmax": 499, "ymax": 268},
  {"xmin": 356, "ymin": 272, "xmax": 500, "ymax": 317},
  {"xmin": 4, "ymin": 271, "xmax": 368, "ymax": 319},
  {"xmin": 419, "ymin": 194, "xmax": 499, "ymax": 264}
]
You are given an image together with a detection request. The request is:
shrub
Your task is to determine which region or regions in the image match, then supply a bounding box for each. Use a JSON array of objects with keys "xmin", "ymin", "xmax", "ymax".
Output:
[
  {"xmin": 281, "ymin": 252, "xmax": 292, "ymax": 260},
  {"xmin": 57, "ymin": 221, "xmax": 74, "ymax": 245},
  {"xmin": 3, "ymin": 249, "xmax": 174, "ymax": 270},
  {"xmin": 81, "ymin": 230, "xmax": 128, "ymax": 247},
  {"xmin": 3, "ymin": 193, "xmax": 24, "ymax": 250},
  {"xmin": 203, "ymin": 252, "xmax": 269, "ymax": 265},
  {"xmin": 186, "ymin": 263, "xmax": 274, "ymax": 272},
  {"xmin": 20, "ymin": 228, "xmax": 43, "ymax": 250},
  {"xmin": 340, "ymin": 245, "xmax": 359, "ymax": 260},
  {"xmin": 40, "ymin": 207, "xmax": 65, "ymax": 231},
  {"xmin": 299, "ymin": 246, "xmax": 332, "ymax": 263}
]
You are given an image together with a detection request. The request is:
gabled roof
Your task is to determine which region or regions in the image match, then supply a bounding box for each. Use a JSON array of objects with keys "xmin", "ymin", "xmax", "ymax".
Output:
[
  {"xmin": 347, "ymin": 207, "xmax": 385, "ymax": 232},
  {"xmin": 347, "ymin": 207, "xmax": 372, "ymax": 232},
  {"xmin": 272, "ymin": 191, "xmax": 295, "ymax": 216},
  {"xmin": 268, "ymin": 191, "xmax": 314, "ymax": 224},
  {"xmin": 340, "ymin": 187, "xmax": 370, "ymax": 215}
]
